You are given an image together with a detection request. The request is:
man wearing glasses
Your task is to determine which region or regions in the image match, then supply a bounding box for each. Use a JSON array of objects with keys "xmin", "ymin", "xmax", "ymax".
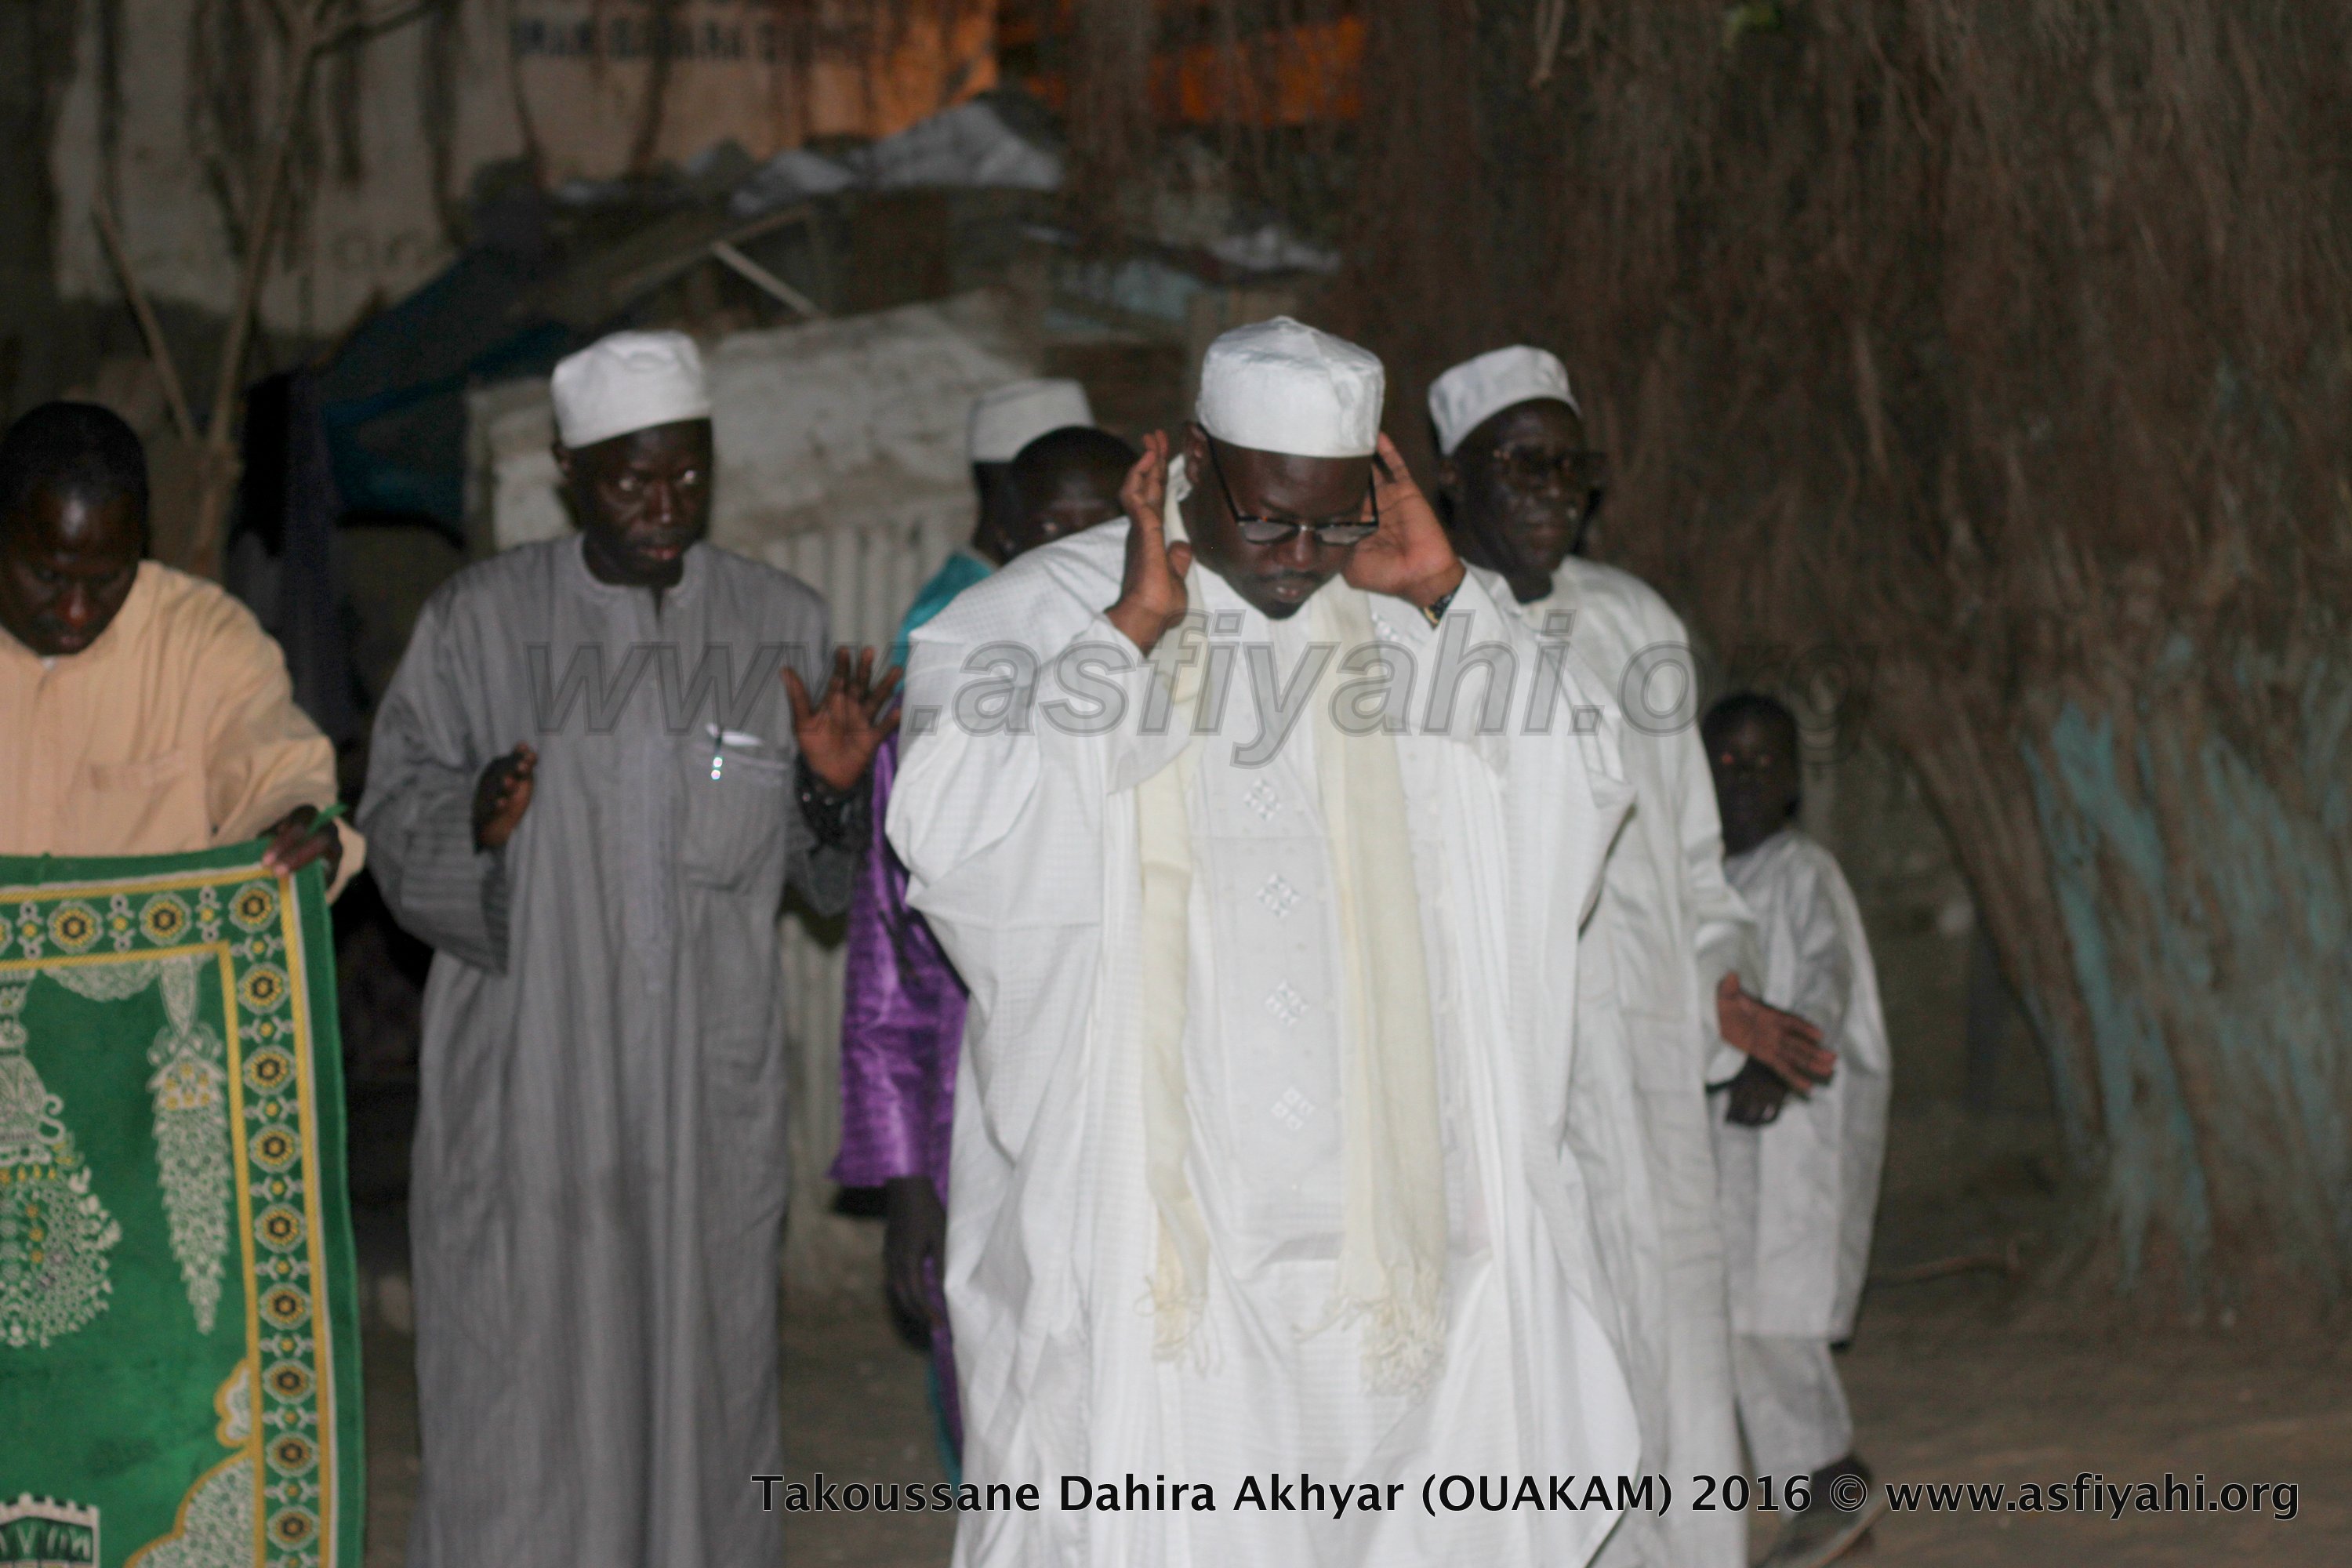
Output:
[
  {"xmin": 1431, "ymin": 347, "xmax": 1836, "ymax": 1568},
  {"xmin": 888, "ymin": 318, "xmax": 1643, "ymax": 1567}
]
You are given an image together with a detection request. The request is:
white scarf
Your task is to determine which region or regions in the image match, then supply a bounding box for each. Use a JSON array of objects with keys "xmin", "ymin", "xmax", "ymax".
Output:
[{"xmin": 1136, "ymin": 460, "xmax": 1448, "ymax": 1395}]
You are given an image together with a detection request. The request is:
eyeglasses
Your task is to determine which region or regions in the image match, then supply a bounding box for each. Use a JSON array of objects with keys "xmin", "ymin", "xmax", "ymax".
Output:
[
  {"xmin": 1486, "ymin": 443, "xmax": 1609, "ymax": 513},
  {"xmin": 1204, "ymin": 438, "xmax": 1381, "ymax": 546}
]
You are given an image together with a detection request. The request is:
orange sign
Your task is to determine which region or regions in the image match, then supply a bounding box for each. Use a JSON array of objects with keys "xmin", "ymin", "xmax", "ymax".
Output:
[{"xmin": 506, "ymin": 0, "xmax": 1000, "ymax": 179}]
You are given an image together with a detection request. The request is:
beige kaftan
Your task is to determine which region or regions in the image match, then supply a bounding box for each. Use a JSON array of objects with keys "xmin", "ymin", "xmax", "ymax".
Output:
[{"xmin": 0, "ymin": 561, "xmax": 360, "ymax": 894}]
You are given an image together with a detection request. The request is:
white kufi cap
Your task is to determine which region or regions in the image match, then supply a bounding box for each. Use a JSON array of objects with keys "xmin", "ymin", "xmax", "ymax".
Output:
[
  {"xmin": 551, "ymin": 331, "xmax": 713, "ymax": 449},
  {"xmin": 1196, "ymin": 317, "xmax": 1384, "ymax": 459},
  {"xmin": 1427, "ymin": 345, "xmax": 1581, "ymax": 456},
  {"xmin": 968, "ymin": 379, "xmax": 1094, "ymax": 463}
]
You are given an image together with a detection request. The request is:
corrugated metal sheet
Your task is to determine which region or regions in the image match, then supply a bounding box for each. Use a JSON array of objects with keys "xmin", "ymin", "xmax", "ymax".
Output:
[{"xmin": 766, "ymin": 511, "xmax": 967, "ymax": 1303}]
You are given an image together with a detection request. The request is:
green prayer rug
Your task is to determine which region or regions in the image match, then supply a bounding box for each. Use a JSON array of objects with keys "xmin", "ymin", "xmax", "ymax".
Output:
[{"xmin": 0, "ymin": 844, "xmax": 361, "ymax": 1567}]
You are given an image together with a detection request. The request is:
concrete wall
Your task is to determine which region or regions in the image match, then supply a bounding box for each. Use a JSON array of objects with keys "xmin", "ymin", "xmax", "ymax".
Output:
[
  {"xmin": 46, "ymin": 1, "xmax": 994, "ymax": 345},
  {"xmin": 0, "ymin": 0, "xmax": 78, "ymax": 414},
  {"xmin": 51, "ymin": 2, "xmax": 462, "ymax": 344}
]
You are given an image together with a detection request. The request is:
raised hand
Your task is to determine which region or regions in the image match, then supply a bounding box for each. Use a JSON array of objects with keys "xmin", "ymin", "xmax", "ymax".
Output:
[
  {"xmin": 1344, "ymin": 431, "xmax": 1468, "ymax": 610},
  {"xmin": 473, "ymin": 742, "xmax": 537, "ymax": 851},
  {"xmin": 1717, "ymin": 971, "xmax": 1838, "ymax": 1093},
  {"xmin": 786, "ymin": 647, "xmax": 902, "ymax": 791},
  {"xmin": 262, "ymin": 804, "xmax": 344, "ymax": 881},
  {"xmin": 1105, "ymin": 430, "xmax": 1193, "ymax": 655}
]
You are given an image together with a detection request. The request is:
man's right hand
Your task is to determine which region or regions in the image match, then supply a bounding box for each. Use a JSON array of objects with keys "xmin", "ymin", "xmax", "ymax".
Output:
[
  {"xmin": 1104, "ymin": 430, "xmax": 1192, "ymax": 655},
  {"xmin": 473, "ymin": 742, "xmax": 537, "ymax": 851},
  {"xmin": 883, "ymin": 1175, "xmax": 948, "ymax": 1329}
]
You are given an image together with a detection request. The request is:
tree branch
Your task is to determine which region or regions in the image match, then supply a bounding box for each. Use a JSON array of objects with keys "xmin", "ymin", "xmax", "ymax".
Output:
[
  {"xmin": 89, "ymin": 192, "xmax": 199, "ymax": 445},
  {"xmin": 324, "ymin": 0, "xmax": 441, "ymax": 53},
  {"xmin": 185, "ymin": 0, "xmax": 337, "ymax": 575}
]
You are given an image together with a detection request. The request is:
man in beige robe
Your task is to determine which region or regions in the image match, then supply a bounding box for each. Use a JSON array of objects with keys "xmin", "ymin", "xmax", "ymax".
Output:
[{"xmin": 0, "ymin": 402, "xmax": 354, "ymax": 887}]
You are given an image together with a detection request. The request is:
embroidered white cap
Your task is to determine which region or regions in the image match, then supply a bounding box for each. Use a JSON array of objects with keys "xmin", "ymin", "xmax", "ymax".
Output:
[
  {"xmin": 550, "ymin": 331, "xmax": 713, "ymax": 449},
  {"xmin": 1195, "ymin": 317, "xmax": 1384, "ymax": 459},
  {"xmin": 1427, "ymin": 345, "xmax": 1581, "ymax": 456},
  {"xmin": 968, "ymin": 379, "xmax": 1095, "ymax": 464}
]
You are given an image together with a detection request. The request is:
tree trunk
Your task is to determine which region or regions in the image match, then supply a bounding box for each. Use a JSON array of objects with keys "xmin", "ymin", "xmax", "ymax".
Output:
[
  {"xmin": 1174, "ymin": 0, "xmax": 2352, "ymax": 1309},
  {"xmin": 1886, "ymin": 650, "xmax": 2352, "ymax": 1305}
]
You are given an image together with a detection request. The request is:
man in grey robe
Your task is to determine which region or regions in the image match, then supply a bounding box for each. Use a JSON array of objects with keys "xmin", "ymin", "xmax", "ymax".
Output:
[{"xmin": 360, "ymin": 332, "xmax": 897, "ymax": 1568}]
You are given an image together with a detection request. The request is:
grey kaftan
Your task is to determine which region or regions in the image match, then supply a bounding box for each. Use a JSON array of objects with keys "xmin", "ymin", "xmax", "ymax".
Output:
[{"xmin": 359, "ymin": 537, "xmax": 851, "ymax": 1568}]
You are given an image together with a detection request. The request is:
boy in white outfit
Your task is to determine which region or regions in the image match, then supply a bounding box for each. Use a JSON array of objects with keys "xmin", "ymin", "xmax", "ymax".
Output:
[{"xmin": 1703, "ymin": 692, "xmax": 1893, "ymax": 1568}]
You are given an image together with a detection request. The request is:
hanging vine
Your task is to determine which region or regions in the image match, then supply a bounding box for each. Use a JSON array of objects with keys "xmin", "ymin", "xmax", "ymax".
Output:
[{"xmin": 1052, "ymin": 0, "xmax": 2352, "ymax": 1312}]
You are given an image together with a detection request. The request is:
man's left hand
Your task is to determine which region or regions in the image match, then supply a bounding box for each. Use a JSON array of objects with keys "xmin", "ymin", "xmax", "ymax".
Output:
[
  {"xmin": 786, "ymin": 646, "xmax": 902, "ymax": 791},
  {"xmin": 262, "ymin": 805, "xmax": 343, "ymax": 883},
  {"xmin": 883, "ymin": 1176, "xmax": 949, "ymax": 1330},
  {"xmin": 1345, "ymin": 432, "xmax": 1468, "ymax": 610}
]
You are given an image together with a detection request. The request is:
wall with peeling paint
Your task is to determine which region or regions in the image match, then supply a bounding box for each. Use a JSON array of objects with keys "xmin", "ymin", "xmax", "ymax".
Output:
[
  {"xmin": 2022, "ymin": 675, "xmax": 2352, "ymax": 1298},
  {"xmin": 45, "ymin": 1, "xmax": 993, "ymax": 339}
]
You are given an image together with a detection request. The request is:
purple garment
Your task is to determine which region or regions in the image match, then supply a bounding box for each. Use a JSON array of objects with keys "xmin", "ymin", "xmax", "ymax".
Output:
[
  {"xmin": 833, "ymin": 727, "xmax": 967, "ymax": 1456},
  {"xmin": 833, "ymin": 729, "xmax": 966, "ymax": 1197}
]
